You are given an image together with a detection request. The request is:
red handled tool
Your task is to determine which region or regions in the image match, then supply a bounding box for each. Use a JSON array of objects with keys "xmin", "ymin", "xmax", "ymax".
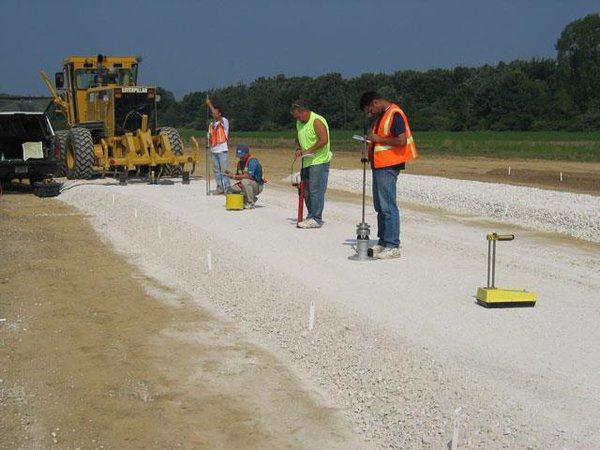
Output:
[
  {"xmin": 293, "ymin": 178, "xmax": 305, "ymax": 224},
  {"xmin": 290, "ymin": 153, "xmax": 313, "ymax": 227}
]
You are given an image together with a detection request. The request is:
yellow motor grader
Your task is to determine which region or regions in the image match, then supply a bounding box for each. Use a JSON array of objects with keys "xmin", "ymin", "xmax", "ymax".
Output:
[{"xmin": 41, "ymin": 54, "xmax": 198, "ymax": 180}]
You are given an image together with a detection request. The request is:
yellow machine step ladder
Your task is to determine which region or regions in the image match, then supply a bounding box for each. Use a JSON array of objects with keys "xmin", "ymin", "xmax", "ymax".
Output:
[{"xmin": 476, "ymin": 233, "xmax": 537, "ymax": 308}]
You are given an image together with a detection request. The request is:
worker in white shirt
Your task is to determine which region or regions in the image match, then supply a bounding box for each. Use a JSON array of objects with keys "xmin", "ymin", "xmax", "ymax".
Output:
[{"xmin": 206, "ymin": 98, "xmax": 231, "ymax": 194}]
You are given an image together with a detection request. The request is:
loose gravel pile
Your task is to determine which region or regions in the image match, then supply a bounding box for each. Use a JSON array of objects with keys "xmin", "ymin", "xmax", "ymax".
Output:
[
  {"xmin": 326, "ymin": 169, "xmax": 600, "ymax": 243},
  {"xmin": 58, "ymin": 181, "xmax": 600, "ymax": 449}
]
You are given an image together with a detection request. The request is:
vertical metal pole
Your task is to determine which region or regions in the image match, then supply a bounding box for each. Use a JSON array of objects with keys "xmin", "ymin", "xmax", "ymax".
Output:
[
  {"xmin": 486, "ymin": 239, "xmax": 492, "ymax": 288},
  {"xmin": 353, "ymin": 121, "xmax": 371, "ymax": 260},
  {"xmin": 361, "ymin": 124, "xmax": 367, "ymax": 225},
  {"xmin": 205, "ymin": 95, "xmax": 211, "ymax": 195},
  {"xmin": 491, "ymin": 240, "xmax": 497, "ymax": 288},
  {"xmin": 205, "ymin": 139, "xmax": 210, "ymax": 195}
]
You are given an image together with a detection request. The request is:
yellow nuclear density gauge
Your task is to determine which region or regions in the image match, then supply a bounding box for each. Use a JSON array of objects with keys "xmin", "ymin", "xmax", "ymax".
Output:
[
  {"xmin": 225, "ymin": 193, "xmax": 244, "ymax": 210},
  {"xmin": 475, "ymin": 233, "xmax": 537, "ymax": 308}
]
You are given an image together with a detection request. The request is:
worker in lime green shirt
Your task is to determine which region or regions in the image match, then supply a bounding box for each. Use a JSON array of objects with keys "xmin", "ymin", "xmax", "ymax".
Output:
[{"xmin": 291, "ymin": 99, "xmax": 332, "ymax": 229}]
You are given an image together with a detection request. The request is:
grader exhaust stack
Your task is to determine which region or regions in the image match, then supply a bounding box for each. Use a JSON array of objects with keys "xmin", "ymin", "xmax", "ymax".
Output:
[{"xmin": 40, "ymin": 54, "xmax": 199, "ymax": 179}]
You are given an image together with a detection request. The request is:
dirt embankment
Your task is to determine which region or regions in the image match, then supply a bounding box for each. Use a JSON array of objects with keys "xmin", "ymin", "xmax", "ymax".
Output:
[
  {"xmin": 0, "ymin": 194, "xmax": 360, "ymax": 449},
  {"xmin": 406, "ymin": 156, "xmax": 600, "ymax": 196}
]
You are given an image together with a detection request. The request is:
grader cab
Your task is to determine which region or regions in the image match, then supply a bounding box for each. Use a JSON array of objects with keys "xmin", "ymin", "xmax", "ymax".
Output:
[{"xmin": 41, "ymin": 54, "xmax": 197, "ymax": 180}]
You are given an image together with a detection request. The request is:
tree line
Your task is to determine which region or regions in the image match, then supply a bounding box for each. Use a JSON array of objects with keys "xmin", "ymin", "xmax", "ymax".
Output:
[{"xmin": 158, "ymin": 14, "xmax": 600, "ymax": 132}]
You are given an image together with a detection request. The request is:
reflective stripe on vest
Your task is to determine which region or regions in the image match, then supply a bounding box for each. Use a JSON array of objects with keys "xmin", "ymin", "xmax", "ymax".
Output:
[
  {"xmin": 237, "ymin": 155, "xmax": 256, "ymax": 173},
  {"xmin": 237, "ymin": 155, "xmax": 267, "ymax": 183},
  {"xmin": 209, "ymin": 121, "xmax": 228, "ymax": 147},
  {"xmin": 369, "ymin": 104, "xmax": 418, "ymax": 168}
]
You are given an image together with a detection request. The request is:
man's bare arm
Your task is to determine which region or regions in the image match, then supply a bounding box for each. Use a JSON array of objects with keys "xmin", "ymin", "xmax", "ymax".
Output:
[
  {"xmin": 372, "ymin": 133, "xmax": 407, "ymax": 146},
  {"xmin": 225, "ymin": 171, "xmax": 252, "ymax": 180},
  {"xmin": 313, "ymin": 119, "xmax": 329, "ymax": 149},
  {"xmin": 205, "ymin": 98, "xmax": 222, "ymax": 122}
]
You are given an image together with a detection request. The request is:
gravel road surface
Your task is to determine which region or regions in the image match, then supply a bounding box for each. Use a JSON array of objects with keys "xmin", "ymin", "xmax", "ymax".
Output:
[{"xmin": 59, "ymin": 177, "xmax": 600, "ymax": 448}]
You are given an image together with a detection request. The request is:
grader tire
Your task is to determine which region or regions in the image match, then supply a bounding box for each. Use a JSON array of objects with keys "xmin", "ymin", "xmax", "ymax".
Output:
[
  {"xmin": 32, "ymin": 181, "xmax": 61, "ymax": 198},
  {"xmin": 54, "ymin": 130, "xmax": 69, "ymax": 177},
  {"xmin": 158, "ymin": 127, "xmax": 184, "ymax": 177},
  {"xmin": 65, "ymin": 127, "xmax": 94, "ymax": 180}
]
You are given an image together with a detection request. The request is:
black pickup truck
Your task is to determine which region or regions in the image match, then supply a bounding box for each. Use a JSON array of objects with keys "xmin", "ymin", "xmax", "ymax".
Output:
[{"xmin": 0, "ymin": 97, "xmax": 60, "ymax": 193}]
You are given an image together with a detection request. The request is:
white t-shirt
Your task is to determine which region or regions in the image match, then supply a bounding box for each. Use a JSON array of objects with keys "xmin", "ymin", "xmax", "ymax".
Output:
[{"xmin": 210, "ymin": 117, "xmax": 229, "ymax": 153}]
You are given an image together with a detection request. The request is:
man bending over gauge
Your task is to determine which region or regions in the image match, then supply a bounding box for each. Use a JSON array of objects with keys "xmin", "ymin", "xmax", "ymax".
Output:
[{"xmin": 225, "ymin": 145, "xmax": 265, "ymax": 209}]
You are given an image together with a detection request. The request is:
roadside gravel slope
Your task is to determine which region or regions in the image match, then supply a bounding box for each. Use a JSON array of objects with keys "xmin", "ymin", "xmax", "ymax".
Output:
[{"xmin": 327, "ymin": 169, "xmax": 600, "ymax": 243}]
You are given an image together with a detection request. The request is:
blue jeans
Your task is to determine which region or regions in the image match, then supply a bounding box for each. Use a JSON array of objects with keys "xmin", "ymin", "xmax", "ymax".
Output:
[
  {"xmin": 372, "ymin": 166, "xmax": 401, "ymax": 248},
  {"xmin": 212, "ymin": 151, "xmax": 230, "ymax": 191},
  {"xmin": 301, "ymin": 162, "xmax": 329, "ymax": 224}
]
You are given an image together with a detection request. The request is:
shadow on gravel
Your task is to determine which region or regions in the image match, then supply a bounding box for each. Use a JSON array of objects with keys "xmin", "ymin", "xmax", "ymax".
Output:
[{"xmin": 1, "ymin": 181, "xmax": 37, "ymax": 196}]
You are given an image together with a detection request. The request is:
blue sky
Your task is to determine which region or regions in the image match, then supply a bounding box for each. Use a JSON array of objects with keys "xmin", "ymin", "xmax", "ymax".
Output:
[{"xmin": 0, "ymin": 0, "xmax": 597, "ymax": 98}]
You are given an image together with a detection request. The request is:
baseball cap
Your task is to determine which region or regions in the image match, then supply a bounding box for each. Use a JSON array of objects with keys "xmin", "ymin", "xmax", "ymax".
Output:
[{"xmin": 236, "ymin": 144, "xmax": 250, "ymax": 158}]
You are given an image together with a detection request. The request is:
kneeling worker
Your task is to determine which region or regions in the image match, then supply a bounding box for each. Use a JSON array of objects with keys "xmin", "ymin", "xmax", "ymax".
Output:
[{"xmin": 225, "ymin": 145, "xmax": 265, "ymax": 208}]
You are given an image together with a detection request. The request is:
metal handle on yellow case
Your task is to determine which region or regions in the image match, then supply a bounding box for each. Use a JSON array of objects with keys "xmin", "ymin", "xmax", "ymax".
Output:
[
  {"xmin": 486, "ymin": 233, "xmax": 516, "ymax": 288},
  {"xmin": 487, "ymin": 233, "xmax": 515, "ymax": 242}
]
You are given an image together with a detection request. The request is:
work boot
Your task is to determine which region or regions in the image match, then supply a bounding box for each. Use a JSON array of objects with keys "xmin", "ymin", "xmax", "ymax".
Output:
[
  {"xmin": 298, "ymin": 218, "xmax": 321, "ymax": 229},
  {"xmin": 375, "ymin": 247, "xmax": 402, "ymax": 259},
  {"xmin": 368, "ymin": 244, "xmax": 385, "ymax": 257}
]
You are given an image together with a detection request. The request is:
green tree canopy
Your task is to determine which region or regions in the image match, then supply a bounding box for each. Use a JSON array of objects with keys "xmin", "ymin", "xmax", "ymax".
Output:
[
  {"xmin": 556, "ymin": 13, "xmax": 600, "ymax": 110},
  {"xmin": 156, "ymin": 15, "xmax": 600, "ymax": 132}
]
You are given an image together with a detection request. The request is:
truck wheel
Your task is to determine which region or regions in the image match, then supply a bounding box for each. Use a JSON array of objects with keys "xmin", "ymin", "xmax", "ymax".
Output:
[
  {"xmin": 65, "ymin": 127, "xmax": 94, "ymax": 180},
  {"xmin": 55, "ymin": 130, "xmax": 69, "ymax": 177},
  {"xmin": 158, "ymin": 127, "xmax": 183, "ymax": 177}
]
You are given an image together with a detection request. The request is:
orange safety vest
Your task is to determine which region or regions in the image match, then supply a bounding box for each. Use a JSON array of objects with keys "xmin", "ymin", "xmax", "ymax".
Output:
[
  {"xmin": 369, "ymin": 103, "xmax": 418, "ymax": 169},
  {"xmin": 237, "ymin": 155, "xmax": 267, "ymax": 183},
  {"xmin": 209, "ymin": 120, "xmax": 228, "ymax": 147},
  {"xmin": 237, "ymin": 155, "xmax": 256, "ymax": 174}
]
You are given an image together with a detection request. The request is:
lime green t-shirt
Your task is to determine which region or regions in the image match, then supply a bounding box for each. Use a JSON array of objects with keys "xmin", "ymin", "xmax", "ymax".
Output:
[{"xmin": 296, "ymin": 112, "xmax": 332, "ymax": 168}]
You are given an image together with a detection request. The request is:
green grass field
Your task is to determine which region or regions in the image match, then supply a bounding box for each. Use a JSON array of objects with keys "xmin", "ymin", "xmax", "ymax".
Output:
[{"xmin": 178, "ymin": 129, "xmax": 600, "ymax": 162}]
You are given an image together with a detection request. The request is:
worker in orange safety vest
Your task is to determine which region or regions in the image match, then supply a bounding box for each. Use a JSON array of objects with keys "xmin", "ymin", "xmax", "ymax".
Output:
[
  {"xmin": 206, "ymin": 97, "xmax": 231, "ymax": 194},
  {"xmin": 359, "ymin": 91, "xmax": 418, "ymax": 260}
]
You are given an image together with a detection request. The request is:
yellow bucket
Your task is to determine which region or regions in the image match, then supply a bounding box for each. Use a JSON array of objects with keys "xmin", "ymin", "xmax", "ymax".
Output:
[{"xmin": 225, "ymin": 193, "xmax": 244, "ymax": 210}]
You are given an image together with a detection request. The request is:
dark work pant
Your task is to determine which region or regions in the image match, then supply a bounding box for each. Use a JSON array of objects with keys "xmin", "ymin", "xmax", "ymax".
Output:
[
  {"xmin": 300, "ymin": 162, "xmax": 330, "ymax": 224},
  {"xmin": 372, "ymin": 165, "xmax": 401, "ymax": 248}
]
